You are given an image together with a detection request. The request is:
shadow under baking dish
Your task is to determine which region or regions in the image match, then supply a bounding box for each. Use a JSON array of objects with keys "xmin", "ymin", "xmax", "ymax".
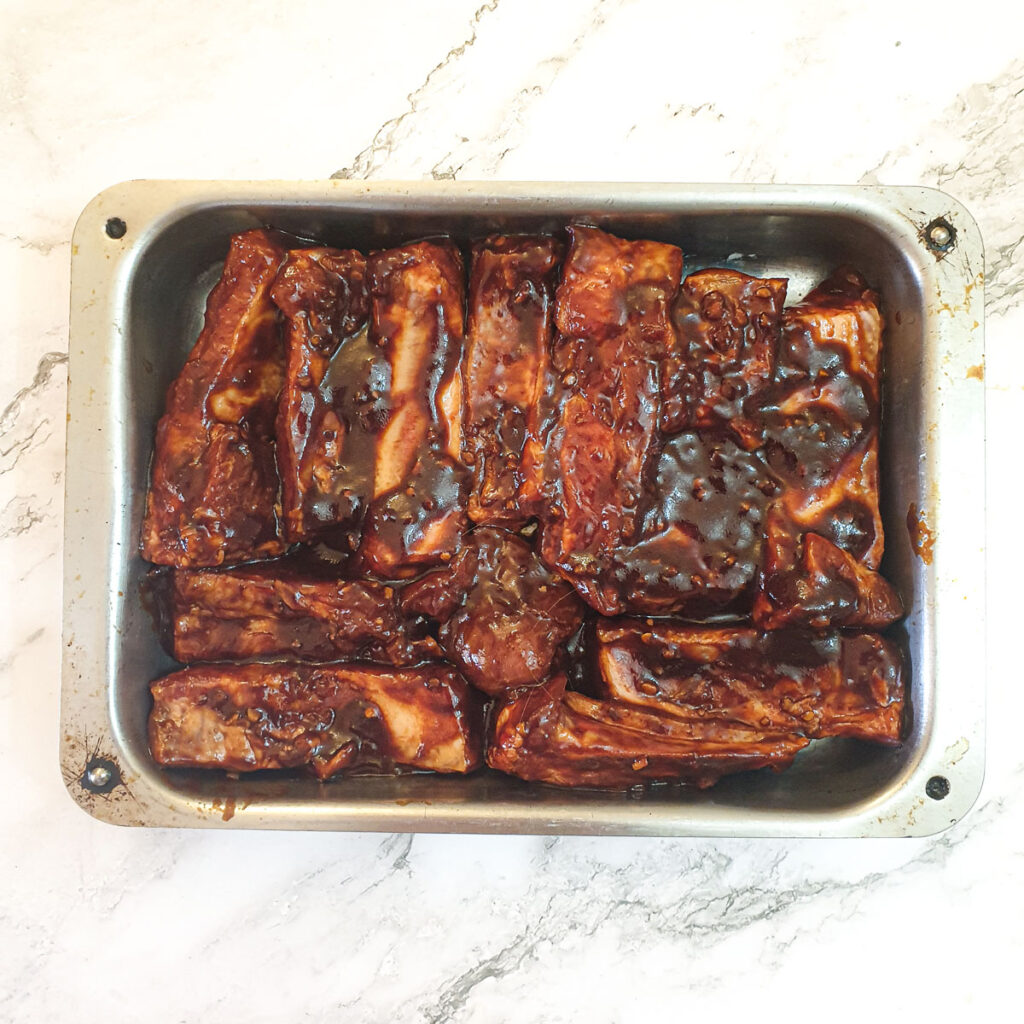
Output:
[{"xmin": 62, "ymin": 181, "xmax": 985, "ymax": 836}]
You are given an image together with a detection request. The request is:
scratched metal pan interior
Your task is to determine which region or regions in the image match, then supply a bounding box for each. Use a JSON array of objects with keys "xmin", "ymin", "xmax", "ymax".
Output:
[{"xmin": 62, "ymin": 181, "xmax": 985, "ymax": 836}]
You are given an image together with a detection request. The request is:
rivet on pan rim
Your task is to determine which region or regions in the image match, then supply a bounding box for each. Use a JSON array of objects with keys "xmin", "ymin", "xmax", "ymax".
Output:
[
  {"xmin": 81, "ymin": 756, "xmax": 121, "ymax": 794},
  {"xmin": 922, "ymin": 217, "xmax": 956, "ymax": 255},
  {"xmin": 105, "ymin": 217, "xmax": 127, "ymax": 239},
  {"xmin": 925, "ymin": 775, "xmax": 950, "ymax": 800}
]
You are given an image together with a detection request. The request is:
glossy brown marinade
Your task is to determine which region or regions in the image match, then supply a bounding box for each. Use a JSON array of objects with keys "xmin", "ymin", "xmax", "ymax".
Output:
[
  {"xmin": 523, "ymin": 234, "xmax": 785, "ymax": 618},
  {"xmin": 272, "ymin": 247, "xmax": 371, "ymax": 545},
  {"xmin": 141, "ymin": 229, "xmax": 287, "ymax": 567},
  {"xmin": 582, "ymin": 269, "xmax": 788, "ymax": 617},
  {"xmin": 596, "ymin": 620, "xmax": 904, "ymax": 744},
  {"xmin": 576, "ymin": 430, "xmax": 777, "ymax": 617},
  {"xmin": 528, "ymin": 225, "xmax": 683, "ymax": 614},
  {"xmin": 486, "ymin": 673, "xmax": 809, "ymax": 789},
  {"xmin": 169, "ymin": 560, "xmax": 439, "ymax": 665},
  {"xmin": 463, "ymin": 235, "xmax": 561, "ymax": 526},
  {"xmin": 149, "ymin": 662, "xmax": 484, "ymax": 777},
  {"xmin": 756, "ymin": 512, "xmax": 904, "ymax": 629},
  {"xmin": 400, "ymin": 527, "xmax": 584, "ymax": 695},
  {"xmin": 358, "ymin": 240, "xmax": 470, "ymax": 578},
  {"xmin": 753, "ymin": 268, "xmax": 902, "ymax": 629},
  {"xmin": 663, "ymin": 269, "xmax": 787, "ymax": 448}
]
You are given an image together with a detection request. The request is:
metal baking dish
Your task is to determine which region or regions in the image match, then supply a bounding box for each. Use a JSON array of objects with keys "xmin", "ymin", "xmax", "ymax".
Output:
[{"xmin": 62, "ymin": 180, "xmax": 985, "ymax": 836}]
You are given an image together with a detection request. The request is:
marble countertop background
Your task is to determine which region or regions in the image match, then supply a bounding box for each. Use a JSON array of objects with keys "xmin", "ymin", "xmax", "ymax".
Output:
[{"xmin": 2, "ymin": 0, "xmax": 1022, "ymax": 1019}]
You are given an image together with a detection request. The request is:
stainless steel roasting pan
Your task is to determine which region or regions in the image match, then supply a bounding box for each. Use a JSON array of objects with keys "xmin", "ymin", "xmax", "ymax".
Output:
[{"xmin": 61, "ymin": 180, "xmax": 985, "ymax": 836}]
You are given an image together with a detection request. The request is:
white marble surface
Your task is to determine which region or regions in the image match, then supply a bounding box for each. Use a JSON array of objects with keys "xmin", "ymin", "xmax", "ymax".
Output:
[{"xmin": 2, "ymin": 0, "xmax": 1023, "ymax": 1018}]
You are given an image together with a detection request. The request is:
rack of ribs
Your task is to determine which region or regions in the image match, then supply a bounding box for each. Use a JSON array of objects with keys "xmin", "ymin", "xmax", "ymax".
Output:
[
  {"xmin": 150, "ymin": 662, "xmax": 484, "ymax": 777},
  {"xmin": 141, "ymin": 229, "xmax": 287, "ymax": 566},
  {"xmin": 139, "ymin": 225, "xmax": 910, "ymax": 794}
]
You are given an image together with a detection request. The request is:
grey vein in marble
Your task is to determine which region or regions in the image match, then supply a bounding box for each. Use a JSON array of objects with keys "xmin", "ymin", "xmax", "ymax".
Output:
[
  {"xmin": 0, "ymin": 232, "xmax": 70, "ymax": 256},
  {"xmin": 402, "ymin": 795, "xmax": 1006, "ymax": 1022},
  {"xmin": 332, "ymin": 0, "xmax": 503, "ymax": 180},
  {"xmin": 0, "ymin": 495, "xmax": 50, "ymax": 539},
  {"xmin": 331, "ymin": 0, "xmax": 632, "ymax": 184},
  {"xmin": 427, "ymin": 0, "xmax": 628, "ymax": 180},
  {"xmin": 0, "ymin": 350, "xmax": 66, "ymax": 475}
]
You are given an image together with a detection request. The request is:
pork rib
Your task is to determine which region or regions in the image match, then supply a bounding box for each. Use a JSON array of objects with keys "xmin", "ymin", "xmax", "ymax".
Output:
[
  {"xmin": 150, "ymin": 661, "xmax": 484, "ymax": 777},
  {"xmin": 596, "ymin": 619, "xmax": 904, "ymax": 744},
  {"xmin": 754, "ymin": 267, "xmax": 901, "ymax": 628},
  {"xmin": 141, "ymin": 229, "xmax": 287, "ymax": 566},
  {"xmin": 358, "ymin": 240, "xmax": 469, "ymax": 578},
  {"xmin": 463, "ymin": 235, "xmax": 561, "ymax": 527},
  {"xmin": 272, "ymin": 246, "xmax": 372, "ymax": 545},
  {"xmin": 528, "ymin": 225, "xmax": 683, "ymax": 615},
  {"xmin": 400, "ymin": 526, "xmax": 584, "ymax": 695},
  {"xmin": 487, "ymin": 674, "xmax": 808, "ymax": 789},
  {"xmin": 168, "ymin": 560, "xmax": 439, "ymax": 665}
]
